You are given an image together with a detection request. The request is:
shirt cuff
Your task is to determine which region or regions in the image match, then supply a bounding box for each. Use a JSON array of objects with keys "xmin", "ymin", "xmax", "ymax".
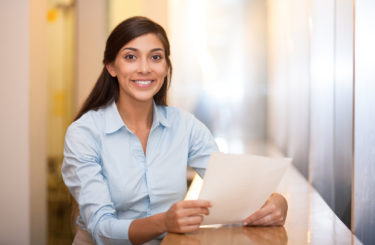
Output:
[
  {"xmin": 111, "ymin": 219, "xmax": 133, "ymax": 240},
  {"xmin": 93, "ymin": 217, "xmax": 134, "ymax": 244}
]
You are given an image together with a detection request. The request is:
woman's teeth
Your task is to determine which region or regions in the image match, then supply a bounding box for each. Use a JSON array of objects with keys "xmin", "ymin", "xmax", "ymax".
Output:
[{"xmin": 134, "ymin": 80, "xmax": 152, "ymax": 85}]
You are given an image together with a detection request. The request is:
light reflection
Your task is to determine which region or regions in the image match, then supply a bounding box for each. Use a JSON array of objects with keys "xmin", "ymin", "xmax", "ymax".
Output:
[
  {"xmin": 169, "ymin": 0, "xmax": 247, "ymax": 116},
  {"xmin": 214, "ymin": 137, "xmax": 245, "ymax": 154},
  {"xmin": 215, "ymin": 137, "xmax": 229, "ymax": 153}
]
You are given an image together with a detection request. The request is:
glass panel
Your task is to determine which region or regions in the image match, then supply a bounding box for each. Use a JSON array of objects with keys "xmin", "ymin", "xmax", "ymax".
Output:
[
  {"xmin": 333, "ymin": 0, "xmax": 353, "ymax": 228},
  {"xmin": 286, "ymin": 0, "xmax": 311, "ymax": 178},
  {"xmin": 309, "ymin": 0, "xmax": 335, "ymax": 211},
  {"xmin": 354, "ymin": 0, "xmax": 375, "ymax": 243}
]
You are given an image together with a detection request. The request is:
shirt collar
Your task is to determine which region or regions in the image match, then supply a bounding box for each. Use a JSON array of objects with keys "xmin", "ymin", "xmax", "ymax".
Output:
[
  {"xmin": 104, "ymin": 101, "xmax": 125, "ymax": 134},
  {"xmin": 104, "ymin": 100, "xmax": 170, "ymax": 134},
  {"xmin": 152, "ymin": 100, "xmax": 170, "ymax": 129}
]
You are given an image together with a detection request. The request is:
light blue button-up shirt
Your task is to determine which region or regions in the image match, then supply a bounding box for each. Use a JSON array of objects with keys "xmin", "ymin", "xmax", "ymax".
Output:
[{"xmin": 62, "ymin": 101, "xmax": 218, "ymax": 244}]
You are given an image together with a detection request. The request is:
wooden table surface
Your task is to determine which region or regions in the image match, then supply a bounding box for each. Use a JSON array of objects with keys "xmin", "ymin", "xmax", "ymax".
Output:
[{"xmin": 161, "ymin": 165, "xmax": 362, "ymax": 245}]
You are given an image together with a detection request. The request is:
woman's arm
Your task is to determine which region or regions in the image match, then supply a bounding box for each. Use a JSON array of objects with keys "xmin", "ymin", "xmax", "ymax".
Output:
[
  {"xmin": 243, "ymin": 193, "xmax": 288, "ymax": 226},
  {"xmin": 63, "ymin": 122, "xmax": 136, "ymax": 244},
  {"xmin": 129, "ymin": 200, "xmax": 211, "ymax": 245}
]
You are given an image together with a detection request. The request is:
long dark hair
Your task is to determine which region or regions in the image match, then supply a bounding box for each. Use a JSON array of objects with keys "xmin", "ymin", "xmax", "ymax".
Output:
[{"xmin": 74, "ymin": 16, "xmax": 172, "ymax": 121}]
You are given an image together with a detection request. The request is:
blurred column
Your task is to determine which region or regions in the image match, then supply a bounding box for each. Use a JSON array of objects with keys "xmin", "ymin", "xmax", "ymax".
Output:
[
  {"xmin": 309, "ymin": 0, "xmax": 335, "ymax": 210},
  {"xmin": 30, "ymin": 0, "xmax": 48, "ymax": 244},
  {"xmin": 0, "ymin": 2, "xmax": 30, "ymax": 244},
  {"xmin": 76, "ymin": 0, "xmax": 107, "ymax": 111},
  {"xmin": 353, "ymin": 0, "xmax": 375, "ymax": 244},
  {"xmin": 267, "ymin": 0, "xmax": 290, "ymax": 153},
  {"xmin": 333, "ymin": 0, "xmax": 353, "ymax": 228},
  {"xmin": 0, "ymin": 0, "xmax": 47, "ymax": 244},
  {"xmin": 285, "ymin": 0, "xmax": 311, "ymax": 178}
]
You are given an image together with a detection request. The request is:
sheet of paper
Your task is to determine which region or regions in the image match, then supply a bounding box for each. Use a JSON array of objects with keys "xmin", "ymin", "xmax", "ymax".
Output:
[{"xmin": 198, "ymin": 152, "xmax": 291, "ymax": 225}]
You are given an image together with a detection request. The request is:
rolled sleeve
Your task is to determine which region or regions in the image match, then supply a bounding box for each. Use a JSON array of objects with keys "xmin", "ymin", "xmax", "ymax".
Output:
[
  {"xmin": 62, "ymin": 122, "xmax": 133, "ymax": 244},
  {"xmin": 93, "ymin": 217, "xmax": 133, "ymax": 245}
]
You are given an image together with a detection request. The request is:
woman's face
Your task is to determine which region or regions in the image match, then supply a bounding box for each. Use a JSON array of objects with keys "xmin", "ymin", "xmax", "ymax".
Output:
[{"xmin": 107, "ymin": 33, "xmax": 168, "ymax": 104}]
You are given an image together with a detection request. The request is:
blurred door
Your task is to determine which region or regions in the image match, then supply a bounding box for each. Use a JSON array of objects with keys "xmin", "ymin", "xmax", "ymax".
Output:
[{"xmin": 46, "ymin": 0, "xmax": 76, "ymax": 243}]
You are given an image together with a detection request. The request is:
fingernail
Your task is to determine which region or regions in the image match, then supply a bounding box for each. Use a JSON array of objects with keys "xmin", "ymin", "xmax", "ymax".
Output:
[{"xmin": 243, "ymin": 222, "xmax": 248, "ymax": 226}]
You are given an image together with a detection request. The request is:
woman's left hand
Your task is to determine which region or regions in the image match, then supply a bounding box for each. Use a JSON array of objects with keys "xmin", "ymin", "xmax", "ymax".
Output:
[{"xmin": 243, "ymin": 193, "xmax": 288, "ymax": 226}]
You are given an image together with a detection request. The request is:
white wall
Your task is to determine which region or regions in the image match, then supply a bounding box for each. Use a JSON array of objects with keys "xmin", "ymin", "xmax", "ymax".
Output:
[
  {"xmin": 0, "ymin": 1, "xmax": 47, "ymax": 244},
  {"xmin": 0, "ymin": 1, "xmax": 31, "ymax": 244}
]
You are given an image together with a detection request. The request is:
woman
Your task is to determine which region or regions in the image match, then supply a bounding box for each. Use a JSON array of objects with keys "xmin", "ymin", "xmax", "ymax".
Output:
[{"xmin": 62, "ymin": 16, "xmax": 287, "ymax": 245}]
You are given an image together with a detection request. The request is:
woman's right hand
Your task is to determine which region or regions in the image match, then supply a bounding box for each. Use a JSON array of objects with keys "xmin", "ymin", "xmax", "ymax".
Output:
[{"xmin": 164, "ymin": 200, "xmax": 212, "ymax": 233}]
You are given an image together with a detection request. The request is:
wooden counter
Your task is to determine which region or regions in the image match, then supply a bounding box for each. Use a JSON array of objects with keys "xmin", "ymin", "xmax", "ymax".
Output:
[{"xmin": 161, "ymin": 165, "xmax": 362, "ymax": 245}]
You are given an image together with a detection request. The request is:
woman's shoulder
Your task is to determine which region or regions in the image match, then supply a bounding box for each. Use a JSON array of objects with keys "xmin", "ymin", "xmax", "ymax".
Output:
[
  {"xmin": 162, "ymin": 105, "xmax": 194, "ymax": 120},
  {"xmin": 67, "ymin": 105, "xmax": 109, "ymax": 136},
  {"xmin": 162, "ymin": 105, "xmax": 204, "ymax": 128}
]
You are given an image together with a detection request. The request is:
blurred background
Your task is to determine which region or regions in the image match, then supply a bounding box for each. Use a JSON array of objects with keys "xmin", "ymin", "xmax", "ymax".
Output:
[{"xmin": 0, "ymin": 0, "xmax": 374, "ymax": 244}]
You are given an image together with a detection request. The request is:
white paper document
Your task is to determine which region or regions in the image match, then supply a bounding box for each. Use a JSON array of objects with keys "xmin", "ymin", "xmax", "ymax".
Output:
[{"xmin": 198, "ymin": 152, "xmax": 291, "ymax": 225}]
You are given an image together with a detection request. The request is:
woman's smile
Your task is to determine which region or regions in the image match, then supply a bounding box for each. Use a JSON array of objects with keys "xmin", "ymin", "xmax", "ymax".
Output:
[{"xmin": 132, "ymin": 79, "xmax": 155, "ymax": 88}]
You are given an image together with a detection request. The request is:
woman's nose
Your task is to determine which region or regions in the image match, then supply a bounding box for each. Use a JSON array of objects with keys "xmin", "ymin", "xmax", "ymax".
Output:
[{"xmin": 137, "ymin": 58, "xmax": 150, "ymax": 74}]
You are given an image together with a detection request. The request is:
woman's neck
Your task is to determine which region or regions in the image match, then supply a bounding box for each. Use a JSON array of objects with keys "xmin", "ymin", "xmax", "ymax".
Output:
[{"xmin": 116, "ymin": 98, "xmax": 153, "ymax": 132}]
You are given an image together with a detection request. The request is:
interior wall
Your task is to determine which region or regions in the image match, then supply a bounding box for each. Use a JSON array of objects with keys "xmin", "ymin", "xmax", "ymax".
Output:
[{"xmin": 0, "ymin": 1, "xmax": 31, "ymax": 244}]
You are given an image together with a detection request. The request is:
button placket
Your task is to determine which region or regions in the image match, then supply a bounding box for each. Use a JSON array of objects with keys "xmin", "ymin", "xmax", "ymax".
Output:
[{"xmin": 129, "ymin": 131, "xmax": 151, "ymax": 212}]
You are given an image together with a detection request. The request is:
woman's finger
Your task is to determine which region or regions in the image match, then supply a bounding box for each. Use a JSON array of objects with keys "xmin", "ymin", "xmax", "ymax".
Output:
[
  {"xmin": 180, "ymin": 224, "xmax": 201, "ymax": 233},
  {"xmin": 178, "ymin": 215, "xmax": 204, "ymax": 226},
  {"xmin": 251, "ymin": 213, "xmax": 278, "ymax": 226},
  {"xmin": 243, "ymin": 205, "xmax": 273, "ymax": 225},
  {"xmin": 178, "ymin": 200, "xmax": 212, "ymax": 209},
  {"xmin": 178, "ymin": 207, "xmax": 210, "ymax": 217},
  {"xmin": 170, "ymin": 216, "xmax": 204, "ymax": 233},
  {"xmin": 248, "ymin": 206, "xmax": 286, "ymax": 226}
]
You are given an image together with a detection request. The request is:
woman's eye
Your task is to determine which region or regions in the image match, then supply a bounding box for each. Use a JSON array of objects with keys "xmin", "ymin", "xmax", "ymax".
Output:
[
  {"xmin": 151, "ymin": 55, "xmax": 162, "ymax": 61},
  {"xmin": 125, "ymin": 54, "xmax": 136, "ymax": 60}
]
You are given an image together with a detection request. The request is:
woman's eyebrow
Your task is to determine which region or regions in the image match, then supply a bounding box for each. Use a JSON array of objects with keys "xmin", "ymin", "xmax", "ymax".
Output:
[
  {"xmin": 121, "ymin": 47, "xmax": 164, "ymax": 52},
  {"xmin": 150, "ymin": 48, "xmax": 164, "ymax": 52},
  {"xmin": 123, "ymin": 47, "xmax": 137, "ymax": 52}
]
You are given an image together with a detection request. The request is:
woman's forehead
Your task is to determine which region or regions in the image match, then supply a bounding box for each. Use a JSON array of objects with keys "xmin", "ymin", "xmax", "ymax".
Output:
[{"xmin": 120, "ymin": 33, "xmax": 165, "ymax": 52}]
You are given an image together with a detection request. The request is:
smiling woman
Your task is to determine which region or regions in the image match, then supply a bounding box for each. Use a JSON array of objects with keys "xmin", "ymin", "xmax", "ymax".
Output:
[
  {"xmin": 62, "ymin": 17, "xmax": 217, "ymax": 245},
  {"xmin": 61, "ymin": 16, "xmax": 288, "ymax": 245}
]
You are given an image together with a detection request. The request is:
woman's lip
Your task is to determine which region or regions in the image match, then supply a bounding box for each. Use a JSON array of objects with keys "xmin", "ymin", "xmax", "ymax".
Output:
[
  {"xmin": 131, "ymin": 80, "xmax": 154, "ymax": 88},
  {"xmin": 132, "ymin": 80, "xmax": 154, "ymax": 83}
]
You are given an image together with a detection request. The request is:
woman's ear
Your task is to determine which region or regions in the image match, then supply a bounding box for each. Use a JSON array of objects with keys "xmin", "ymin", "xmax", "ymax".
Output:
[{"xmin": 106, "ymin": 63, "xmax": 117, "ymax": 77}]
